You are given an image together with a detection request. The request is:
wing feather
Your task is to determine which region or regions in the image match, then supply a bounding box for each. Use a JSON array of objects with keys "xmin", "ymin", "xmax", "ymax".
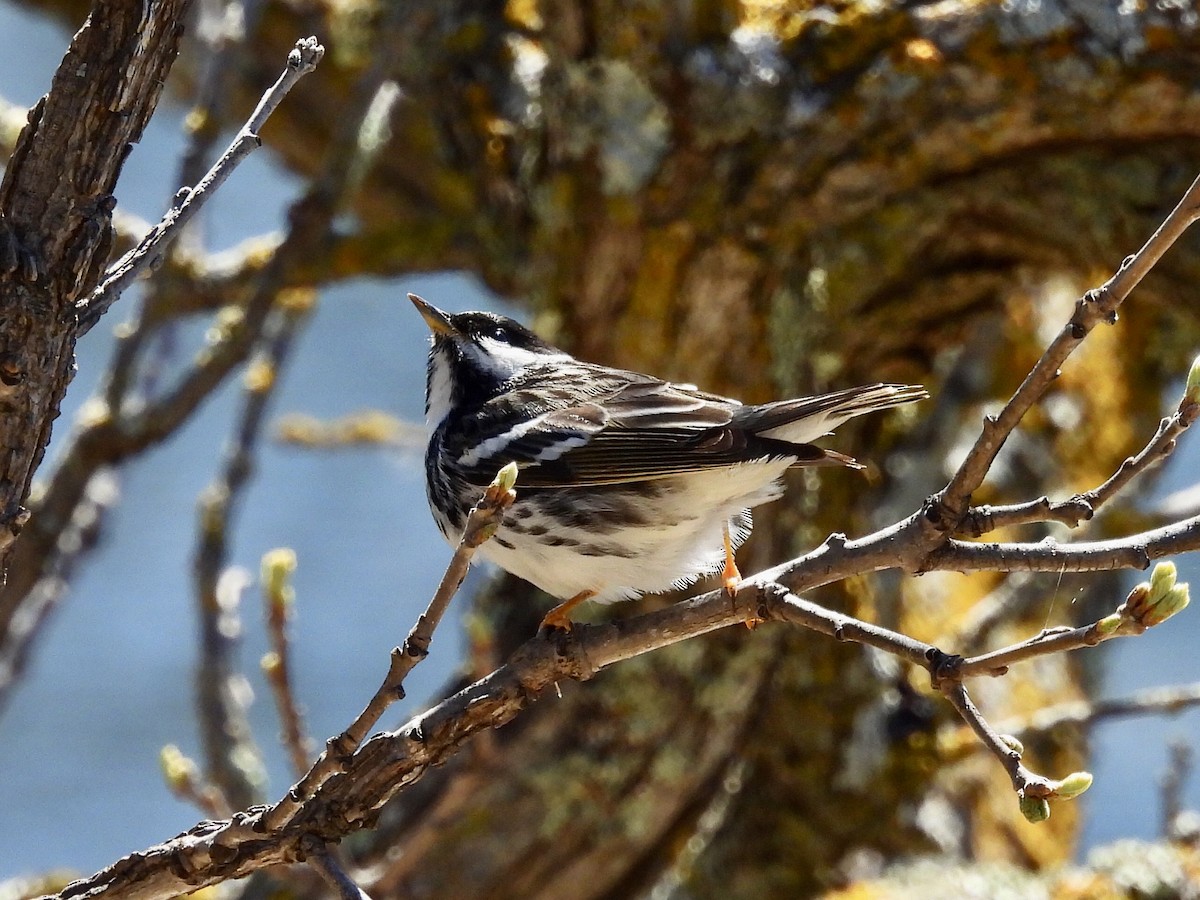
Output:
[{"xmin": 443, "ymin": 365, "xmax": 922, "ymax": 487}]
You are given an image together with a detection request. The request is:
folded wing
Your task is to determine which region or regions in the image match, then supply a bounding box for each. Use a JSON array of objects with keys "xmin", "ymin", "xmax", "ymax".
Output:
[{"xmin": 445, "ymin": 374, "xmax": 923, "ymax": 488}]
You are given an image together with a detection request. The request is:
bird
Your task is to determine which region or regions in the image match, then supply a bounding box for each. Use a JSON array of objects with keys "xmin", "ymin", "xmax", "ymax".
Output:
[{"xmin": 411, "ymin": 294, "xmax": 927, "ymax": 630}]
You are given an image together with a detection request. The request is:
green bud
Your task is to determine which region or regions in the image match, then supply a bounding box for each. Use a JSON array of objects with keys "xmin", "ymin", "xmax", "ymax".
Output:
[
  {"xmin": 159, "ymin": 744, "xmax": 197, "ymax": 790},
  {"xmin": 1149, "ymin": 562, "xmax": 1178, "ymax": 602},
  {"xmin": 1185, "ymin": 355, "xmax": 1200, "ymax": 405},
  {"xmin": 261, "ymin": 650, "xmax": 282, "ymax": 675},
  {"xmin": 1095, "ymin": 613, "xmax": 1124, "ymax": 636},
  {"xmin": 1019, "ymin": 795, "xmax": 1051, "ymax": 823},
  {"xmin": 1053, "ymin": 770, "xmax": 1093, "ymax": 800},
  {"xmin": 262, "ymin": 548, "xmax": 298, "ymax": 603},
  {"xmin": 998, "ymin": 734, "xmax": 1025, "ymax": 757},
  {"xmin": 494, "ymin": 461, "xmax": 519, "ymax": 493},
  {"xmin": 1145, "ymin": 583, "xmax": 1190, "ymax": 627}
]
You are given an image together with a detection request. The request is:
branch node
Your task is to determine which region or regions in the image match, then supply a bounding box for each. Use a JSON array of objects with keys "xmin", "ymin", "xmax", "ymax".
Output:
[
  {"xmin": 926, "ymin": 648, "xmax": 963, "ymax": 687},
  {"xmin": 825, "ymin": 531, "xmax": 848, "ymax": 549}
]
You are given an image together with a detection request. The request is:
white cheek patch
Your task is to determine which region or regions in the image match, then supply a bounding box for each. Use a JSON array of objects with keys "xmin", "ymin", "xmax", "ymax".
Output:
[{"xmin": 470, "ymin": 337, "xmax": 571, "ymax": 382}]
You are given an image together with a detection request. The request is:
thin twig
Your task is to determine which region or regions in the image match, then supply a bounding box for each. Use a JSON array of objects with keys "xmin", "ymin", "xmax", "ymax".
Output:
[
  {"xmin": 105, "ymin": 0, "xmax": 266, "ymax": 403},
  {"xmin": 262, "ymin": 549, "xmax": 314, "ymax": 779},
  {"xmin": 955, "ymin": 622, "xmax": 1109, "ymax": 678},
  {"xmin": 960, "ymin": 395, "xmax": 1200, "ymax": 536},
  {"xmin": 923, "ymin": 512, "xmax": 1200, "ymax": 574},
  {"xmin": 939, "ymin": 680, "xmax": 1057, "ymax": 799},
  {"xmin": 193, "ymin": 566, "xmax": 264, "ymax": 811},
  {"xmin": 303, "ymin": 838, "xmax": 373, "ymax": 900},
  {"xmin": 78, "ymin": 37, "xmax": 325, "ymax": 331},
  {"xmin": 958, "ymin": 496, "xmax": 1095, "ymax": 535},
  {"xmin": 0, "ymin": 473, "xmax": 112, "ymax": 717},
  {"xmin": 765, "ymin": 584, "xmax": 931, "ymax": 668},
  {"xmin": 932, "ymin": 171, "xmax": 1200, "ymax": 527},
  {"xmin": 996, "ymin": 682, "xmax": 1200, "ymax": 736},
  {"xmin": 192, "ymin": 292, "xmax": 313, "ymax": 808},
  {"xmin": 1162, "ymin": 739, "xmax": 1192, "ymax": 839},
  {"xmin": 260, "ymin": 466, "xmax": 517, "ymax": 833}
]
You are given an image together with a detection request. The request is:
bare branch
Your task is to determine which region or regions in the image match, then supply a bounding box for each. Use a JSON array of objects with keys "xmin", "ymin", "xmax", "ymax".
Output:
[
  {"xmin": 77, "ymin": 37, "xmax": 325, "ymax": 331},
  {"xmin": 1162, "ymin": 740, "xmax": 1192, "ymax": 839},
  {"xmin": 0, "ymin": 472, "xmax": 112, "ymax": 716},
  {"xmin": 303, "ymin": 838, "xmax": 373, "ymax": 900},
  {"xmin": 191, "ymin": 289, "xmax": 314, "ymax": 808},
  {"xmin": 932, "ymin": 171, "xmax": 1200, "ymax": 527},
  {"xmin": 959, "ymin": 496, "xmax": 1095, "ymax": 535},
  {"xmin": 262, "ymin": 549, "xmax": 314, "ymax": 780},
  {"xmin": 924, "ymin": 514, "xmax": 1200, "ymax": 575},
  {"xmin": 960, "ymin": 395, "xmax": 1200, "ymax": 536},
  {"xmin": 54, "ymin": 555, "xmax": 1193, "ymax": 898},
  {"xmin": 997, "ymin": 682, "xmax": 1200, "ymax": 737},
  {"xmin": 261, "ymin": 465, "xmax": 517, "ymax": 833}
]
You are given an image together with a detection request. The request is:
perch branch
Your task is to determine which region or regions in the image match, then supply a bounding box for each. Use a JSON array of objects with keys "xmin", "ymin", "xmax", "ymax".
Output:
[
  {"xmin": 260, "ymin": 465, "xmax": 517, "ymax": 833},
  {"xmin": 52, "ymin": 554, "xmax": 1193, "ymax": 899}
]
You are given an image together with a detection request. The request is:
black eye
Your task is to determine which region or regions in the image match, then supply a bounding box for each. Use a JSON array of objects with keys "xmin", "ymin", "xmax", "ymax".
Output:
[{"xmin": 491, "ymin": 325, "xmax": 507, "ymax": 340}]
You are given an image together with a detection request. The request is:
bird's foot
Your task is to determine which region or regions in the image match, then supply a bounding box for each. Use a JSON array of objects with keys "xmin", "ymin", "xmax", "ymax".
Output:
[{"xmin": 539, "ymin": 589, "xmax": 596, "ymax": 633}]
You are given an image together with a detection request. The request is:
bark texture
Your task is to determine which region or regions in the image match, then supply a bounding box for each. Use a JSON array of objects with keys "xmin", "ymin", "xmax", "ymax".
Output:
[{"xmin": 0, "ymin": 0, "xmax": 190, "ymax": 573}]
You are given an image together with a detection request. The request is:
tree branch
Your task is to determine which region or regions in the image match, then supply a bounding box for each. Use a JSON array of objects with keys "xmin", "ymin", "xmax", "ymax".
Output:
[
  {"xmin": 931, "ymin": 170, "xmax": 1200, "ymax": 528},
  {"xmin": 77, "ymin": 37, "xmax": 325, "ymax": 332},
  {"xmin": 960, "ymin": 393, "xmax": 1200, "ymax": 536},
  {"xmin": 55, "ymin": 551, "xmax": 1190, "ymax": 898},
  {"xmin": 261, "ymin": 465, "xmax": 517, "ymax": 833},
  {"xmin": 262, "ymin": 549, "xmax": 314, "ymax": 780}
]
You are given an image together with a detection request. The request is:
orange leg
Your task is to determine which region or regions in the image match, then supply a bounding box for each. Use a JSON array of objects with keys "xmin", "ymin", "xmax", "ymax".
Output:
[
  {"xmin": 723, "ymin": 523, "xmax": 762, "ymax": 629},
  {"xmin": 540, "ymin": 589, "xmax": 597, "ymax": 632},
  {"xmin": 722, "ymin": 523, "xmax": 742, "ymax": 597}
]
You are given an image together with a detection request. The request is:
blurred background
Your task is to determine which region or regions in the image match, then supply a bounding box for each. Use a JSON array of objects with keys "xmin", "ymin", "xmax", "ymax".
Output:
[{"xmin": 2, "ymin": 1, "xmax": 1200, "ymax": 896}]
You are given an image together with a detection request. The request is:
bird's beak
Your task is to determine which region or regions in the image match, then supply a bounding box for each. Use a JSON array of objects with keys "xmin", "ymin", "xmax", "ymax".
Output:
[{"xmin": 409, "ymin": 293, "xmax": 457, "ymax": 337}]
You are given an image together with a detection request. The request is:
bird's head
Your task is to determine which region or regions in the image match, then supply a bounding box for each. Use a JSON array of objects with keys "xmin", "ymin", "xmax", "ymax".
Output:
[{"xmin": 410, "ymin": 293, "xmax": 568, "ymax": 425}]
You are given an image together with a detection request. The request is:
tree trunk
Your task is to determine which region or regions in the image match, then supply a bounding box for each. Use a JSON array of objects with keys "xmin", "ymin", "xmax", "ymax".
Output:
[{"xmin": 0, "ymin": 0, "xmax": 190, "ymax": 594}]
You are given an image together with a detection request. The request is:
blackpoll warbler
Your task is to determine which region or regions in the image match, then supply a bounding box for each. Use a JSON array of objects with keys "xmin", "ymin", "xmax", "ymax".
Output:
[{"xmin": 413, "ymin": 294, "xmax": 926, "ymax": 629}]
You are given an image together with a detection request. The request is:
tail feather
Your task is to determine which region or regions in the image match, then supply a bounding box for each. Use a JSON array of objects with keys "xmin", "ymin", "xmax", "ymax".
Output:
[{"xmin": 744, "ymin": 383, "xmax": 928, "ymax": 445}]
